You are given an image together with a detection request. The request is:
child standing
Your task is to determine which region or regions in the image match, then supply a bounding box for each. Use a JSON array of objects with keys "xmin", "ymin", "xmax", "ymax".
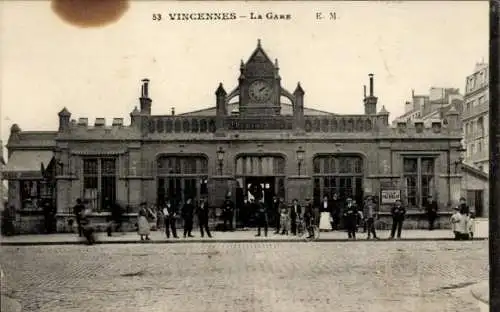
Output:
[
  {"xmin": 279, "ymin": 199, "xmax": 290, "ymax": 235},
  {"xmin": 450, "ymin": 206, "xmax": 461, "ymax": 240}
]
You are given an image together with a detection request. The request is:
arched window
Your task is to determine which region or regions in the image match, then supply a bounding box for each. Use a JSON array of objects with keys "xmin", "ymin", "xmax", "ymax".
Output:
[
  {"xmin": 148, "ymin": 119, "xmax": 156, "ymax": 133},
  {"xmin": 156, "ymin": 119, "xmax": 164, "ymax": 133},
  {"xmin": 182, "ymin": 120, "xmax": 190, "ymax": 132},
  {"xmin": 313, "ymin": 119, "xmax": 321, "ymax": 132},
  {"xmin": 166, "ymin": 119, "xmax": 173, "ymax": 133},
  {"xmin": 321, "ymin": 119, "xmax": 329, "ymax": 132},
  {"xmin": 174, "ymin": 119, "xmax": 182, "ymax": 132},
  {"xmin": 208, "ymin": 119, "xmax": 216, "ymax": 133},
  {"xmin": 191, "ymin": 119, "xmax": 199, "ymax": 133},
  {"xmin": 200, "ymin": 119, "xmax": 208, "ymax": 132},
  {"xmin": 365, "ymin": 119, "xmax": 373, "ymax": 131}
]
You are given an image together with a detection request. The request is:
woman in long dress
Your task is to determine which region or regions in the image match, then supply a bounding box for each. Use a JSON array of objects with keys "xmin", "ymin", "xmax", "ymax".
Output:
[
  {"xmin": 319, "ymin": 196, "xmax": 332, "ymax": 231},
  {"xmin": 137, "ymin": 202, "xmax": 151, "ymax": 241}
]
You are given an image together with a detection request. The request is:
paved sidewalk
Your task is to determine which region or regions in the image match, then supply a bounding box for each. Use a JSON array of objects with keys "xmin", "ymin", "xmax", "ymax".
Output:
[{"xmin": 0, "ymin": 229, "xmax": 487, "ymax": 245}]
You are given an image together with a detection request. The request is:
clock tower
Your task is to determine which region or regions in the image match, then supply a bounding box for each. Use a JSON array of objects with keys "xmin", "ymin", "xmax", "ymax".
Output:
[{"xmin": 239, "ymin": 39, "xmax": 282, "ymax": 116}]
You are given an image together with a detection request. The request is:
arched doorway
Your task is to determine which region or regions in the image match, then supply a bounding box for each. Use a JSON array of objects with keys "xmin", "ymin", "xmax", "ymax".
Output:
[
  {"xmin": 235, "ymin": 155, "xmax": 286, "ymax": 226},
  {"xmin": 312, "ymin": 154, "xmax": 364, "ymax": 206}
]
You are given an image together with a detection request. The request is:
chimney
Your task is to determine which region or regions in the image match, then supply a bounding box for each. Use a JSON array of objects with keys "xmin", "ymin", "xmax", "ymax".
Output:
[
  {"xmin": 171, "ymin": 107, "xmax": 175, "ymax": 116},
  {"xmin": 139, "ymin": 78, "xmax": 152, "ymax": 115},
  {"xmin": 412, "ymin": 89, "xmax": 415, "ymax": 98},
  {"xmin": 141, "ymin": 79, "xmax": 149, "ymax": 97},
  {"xmin": 369, "ymin": 73, "xmax": 374, "ymax": 96},
  {"xmin": 363, "ymin": 85, "xmax": 367, "ymax": 99}
]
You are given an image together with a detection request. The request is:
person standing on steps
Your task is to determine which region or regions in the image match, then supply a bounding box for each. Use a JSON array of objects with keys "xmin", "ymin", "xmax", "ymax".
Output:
[
  {"xmin": 73, "ymin": 198, "xmax": 85, "ymax": 237},
  {"xmin": 182, "ymin": 198, "xmax": 195, "ymax": 238},
  {"xmin": 343, "ymin": 197, "xmax": 357, "ymax": 240},
  {"xmin": 425, "ymin": 195, "xmax": 439, "ymax": 230},
  {"xmin": 197, "ymin": 197, "xmax": 212, "ymax": 238},
  {"xmin": 389, "ymin": 199, "xmax": 406, "ymax": 239},
  {"xmin": 255, "ymin": 199, "xmax": 268, "ymax": 237},
  {"xmin": 222, "ymin": 192, "xmax": 235, "ymax": 232}
]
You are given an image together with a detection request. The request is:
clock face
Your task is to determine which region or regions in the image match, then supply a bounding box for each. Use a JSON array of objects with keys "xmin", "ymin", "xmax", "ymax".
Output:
[{"xmin": 249, "ymin": 80, "xmax": 272, "ymax": 102}]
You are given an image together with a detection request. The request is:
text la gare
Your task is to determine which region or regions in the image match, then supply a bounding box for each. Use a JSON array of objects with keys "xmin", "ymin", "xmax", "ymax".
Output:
[{"xmin": 250, "ymin": 12, "xmax": 291, "ymax": 20}]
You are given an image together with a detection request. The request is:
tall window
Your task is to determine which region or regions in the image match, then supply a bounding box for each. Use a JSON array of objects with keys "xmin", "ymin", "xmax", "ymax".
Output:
[
  {"xmin": 477, "ymin": 117, "xmax": 485, "ymax": 136},
  {"xmin": 82, "ymin": 158, "xmax": 117, "ymax": 212},
  {"xmin": 20, "ymin": 180, "xmax": 41, "ymax": 210},
  {"xmin": 157, "ymin": 156, "xmax": 208, "ymax": 206},
  {"xmin": 403, "ymin": 157, "xmax": 435, "ymax": 208},
  {"xmin": 313, "ymin": 155, "xmax": 363, "ymax": 206}
]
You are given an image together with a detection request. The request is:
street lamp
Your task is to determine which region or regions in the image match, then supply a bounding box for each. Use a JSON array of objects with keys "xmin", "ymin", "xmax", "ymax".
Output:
[
  {"xmin": 296, "ymin": 146, "xmax": 305, "ymax": 176},
  {"xmin": 454, "ymin": 155, "xmax": 464, "ymax": 174},
  {"xmin": 217, "ymin": 147, "xmax": 225, "ymax": 175}
]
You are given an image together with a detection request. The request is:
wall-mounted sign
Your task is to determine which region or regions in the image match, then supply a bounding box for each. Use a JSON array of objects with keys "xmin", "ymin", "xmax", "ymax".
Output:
[{"xmin": 380, "ymin": 189, "xmax": 401, "ymax": 204}]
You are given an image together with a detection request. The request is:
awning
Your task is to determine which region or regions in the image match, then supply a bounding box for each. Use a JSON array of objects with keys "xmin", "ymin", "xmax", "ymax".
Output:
[{"xmin": 3, "ymin": 151, "xmax": 54, "ymax": 173}]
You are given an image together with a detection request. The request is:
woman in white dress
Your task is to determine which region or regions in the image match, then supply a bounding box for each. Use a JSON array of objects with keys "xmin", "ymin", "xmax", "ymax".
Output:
[{"xmin": 319, "ymin": 196, "xmax": 332, "ymax": 231}]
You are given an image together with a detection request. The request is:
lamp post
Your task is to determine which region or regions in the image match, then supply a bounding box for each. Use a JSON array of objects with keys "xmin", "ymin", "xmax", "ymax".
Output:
[
  {"xmin": 217, "ymin": 147, "xmax": 225, "ymax": 175},
  {"xmin": 296, "ymin": 147, "xmax": 305, "ymax": 176}
]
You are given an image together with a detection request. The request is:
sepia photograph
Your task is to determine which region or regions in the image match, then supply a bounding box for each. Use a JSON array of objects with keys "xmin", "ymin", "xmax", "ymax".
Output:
[{"xmin": 0, "ymin": 1, "xmax": 494, "ymax": 311}]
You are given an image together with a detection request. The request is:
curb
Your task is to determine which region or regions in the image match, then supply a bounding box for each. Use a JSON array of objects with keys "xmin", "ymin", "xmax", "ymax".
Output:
[
  {"xmin": 0, "ymin": 237, "xmax": 487, "ymax": 246},
  {"xmin": 470, "ymin": 281, "xmax": 489, "ymax": 312}
]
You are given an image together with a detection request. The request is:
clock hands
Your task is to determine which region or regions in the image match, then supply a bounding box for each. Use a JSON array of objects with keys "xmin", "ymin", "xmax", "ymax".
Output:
[{"xmin": 259, "ymin": 86, "xmax": 266, "ymax": 92}]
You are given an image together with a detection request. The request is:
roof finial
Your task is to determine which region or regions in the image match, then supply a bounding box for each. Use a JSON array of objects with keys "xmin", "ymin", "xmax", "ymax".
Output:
[
  {"xmin": 275, "ymin": 58, "xmax": 279, "ymax": 68},
  {"xmin": 257, "ymin": 38, "xmax": 261, "ymax": 48}
]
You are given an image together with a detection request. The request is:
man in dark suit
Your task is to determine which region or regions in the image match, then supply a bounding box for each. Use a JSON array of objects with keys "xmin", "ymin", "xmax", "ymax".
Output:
[
  {"xmin": 343, "ymin": 197, "xmax": 358, "ymax": 239},
  {"xmin": 197, "ymin": 197, "xmax": 212, "ymax": 238},
  {"xmin": 255, "ymin": 199, "xmax": 268, "ymax": 237},
  {"xmin": 390, "ymin": 199, "xmax": 406, "ymax": 239},
  {"xmin": 182, "ymin": 198, "xmax": 195, "ymax": 238},
  {"xmin": 290, "ymin": 198, "xmax": 302, "ymax": 235},
  {"xmin": 73, "ymin": 198, "xmax": 85, "ymax": 237},
  {"xmin": 424, "ymin": 195, "xmax": 439, "ymax": 230},
  {"xmin": 331, "ymin": 193, "xmax": 341, "ymax": 230}
]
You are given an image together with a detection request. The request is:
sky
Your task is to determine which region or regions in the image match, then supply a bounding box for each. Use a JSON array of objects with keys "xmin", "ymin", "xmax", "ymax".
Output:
[{"xmin": 0, "ymin": 1, "xmax": 488, "ymax": 152}]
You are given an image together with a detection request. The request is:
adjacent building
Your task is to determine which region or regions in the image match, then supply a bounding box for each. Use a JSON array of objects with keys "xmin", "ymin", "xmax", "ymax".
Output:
[
  {"xmin": 394, "ymin": 87, "xmax": 463, "ymax": 125},
  {"xmin": 0, "ymin": 140, "xmax": 6, "ymax": 211},
  {"xmin": 461, "ymin": 62, "xmax": 489, "ymax": 217},
  {"xmin": 462, "ymin": 62, "xmax": 489, "ymax": 173},
  {"xmin": 3, "ymin": 41, "xmax": 464, "ymax": 233},
  {"xmin": 392, "ymin": 64, "xmax": 489, "ymax": 218}
]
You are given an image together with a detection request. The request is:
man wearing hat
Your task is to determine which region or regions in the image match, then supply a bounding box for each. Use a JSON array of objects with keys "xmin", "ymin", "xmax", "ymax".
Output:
[
  {"xmin": 424, "ymin": 195, "xmax": 439, "ymax": 231},
  {"xmin": 303, "ymin": 198, "xmax": 316, "ymax": 239},
  {"xmin": 343, "ymin": 197, "xmax": 358, "ymax": 239}
]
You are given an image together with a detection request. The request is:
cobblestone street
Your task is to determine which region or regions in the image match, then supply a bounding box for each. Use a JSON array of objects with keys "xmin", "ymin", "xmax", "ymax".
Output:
[{"xmin": 0, "ymin": 240, "xmax": 488, "ymax": 312}]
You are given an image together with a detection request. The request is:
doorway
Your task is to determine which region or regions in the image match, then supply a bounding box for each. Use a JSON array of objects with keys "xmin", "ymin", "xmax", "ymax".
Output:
[{"xmin": 235, "ymin": 177, "xmax": 276, "ymax": 227}]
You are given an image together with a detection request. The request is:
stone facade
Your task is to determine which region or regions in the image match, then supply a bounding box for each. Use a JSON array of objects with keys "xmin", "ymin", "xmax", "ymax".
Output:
[{"xmin": 4, "ymin": 41, "xmax": 464, "ymax": 233}]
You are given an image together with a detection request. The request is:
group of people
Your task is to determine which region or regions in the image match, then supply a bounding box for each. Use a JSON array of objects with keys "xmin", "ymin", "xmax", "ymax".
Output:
[
  {"xmin": 69, "ymin": 192, "xmax": 475, "ymax": 244},
  {"xmin": 450, "ymin": 197, "xmax": 475, "ymax": 240}
]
